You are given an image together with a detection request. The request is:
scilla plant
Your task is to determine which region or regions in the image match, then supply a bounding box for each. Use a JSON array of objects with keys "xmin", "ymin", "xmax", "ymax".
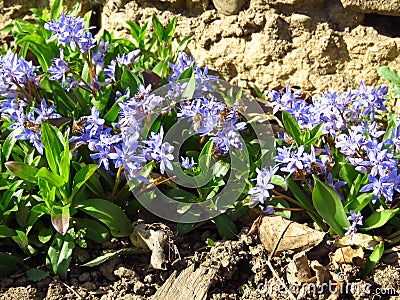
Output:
[
  {"xmin": 0, "ymin": 0, "xmax": 192, "ymax": 278},
  {"xmin": 253, "ymin": 82, "xmax": 400, "ymax": 273},
  {"xmin": 0, "ymin": 0, "xmax": 399, "ymax": 281}
]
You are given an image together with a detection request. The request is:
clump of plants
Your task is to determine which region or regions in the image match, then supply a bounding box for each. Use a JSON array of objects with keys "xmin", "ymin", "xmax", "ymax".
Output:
[{"xmin": 0, "ymin": 0, "xmax": 399, "ymax": 282}]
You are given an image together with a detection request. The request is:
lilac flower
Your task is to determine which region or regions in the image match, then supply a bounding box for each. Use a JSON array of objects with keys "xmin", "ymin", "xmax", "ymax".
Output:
[
  {"xmin": 359, "ymin": 174, "xmax": 394, "ymax": 203},
  {"xmin": 33, "ymin": 99, "xmax": 62, "ymax": 122},
  {"xmin": 248, "ymin": 166, "xmax": 279, "ymax": 204},
  {"xmin": 116, "ymin": 50, "xmax": 140, "ymax": 66},
  {"xmin": 358, "ymin": 81, "xmax": 387, "ymax": 120},
  {"xmin": 179, "ymin": 156, "xmax": 196, "ymax": 170},
  {"xmin": 90, "ymin": 144, "xmax": 119, "ymax": 170},
  {"xmin": 44, "ymin": 13, "xmax": 95, "ymax": 52},
  {"xmin": 0, "ymin": 52, "xmax": 39, "ymax": 99},
  {"xmin": 345, "ymin": 210, "xmax": 363, "ymax": 236},
  {"xmin": 276, "ymin": 145, "xmax": 305, "ymax": 177},
  {"xmin": 48, "ymin": 49, "xmax": 70, "ymax": 85},
  {"xmin": 392, "ymin": 123, "xmax": 400, "ymax": 153},
  {"xmin": 92, "ymin": 38, "xmax": 110, "ymax": 69},
  {"xmin": 267, "ymin": 85, "xmax": 303, "ymax": 115},
  {"xmin": 104, "ymin": 60, "xmax": 116, "ymax": 84},
  {"xmin": 264, "ymin": 205, "xmax": 275, "ymax": 215},
  {"xmin": 141, "ymin": 127, "xmax": 175, "ymax": 174},
  {"xmin": 169, "ymin": 52, "xmax": 196, "ymax": 82}
]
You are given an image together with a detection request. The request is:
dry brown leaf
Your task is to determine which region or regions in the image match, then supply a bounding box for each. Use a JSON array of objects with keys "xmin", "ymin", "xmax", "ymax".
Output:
[
  {"xmin": 310, "ymin": 260, "xmax": 330, "ymax": 286},
  {"xmin": 258, "ymin": 216, "xmax": 325, "ymax": 256},
  {"xmin": 286, "ymin": 251, "xmax": 312, "ymax": 284},
  {"xmin": 334, "ymin": 233, "xmax": 382, "ymax": 250},
  {"xmin": 330, "ymin": 246, "xmax": 365, "ymax": 268}
]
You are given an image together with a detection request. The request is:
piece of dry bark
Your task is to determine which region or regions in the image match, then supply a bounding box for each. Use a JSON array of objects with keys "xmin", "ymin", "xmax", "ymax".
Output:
[
  {"xmin": 129, "ymin": 223, "xmax": 168, "ymax": 270},
  {"xmin": 286, "ymin": 251, "xmax": 313, "ymax": 284},
  {"xmin": 258, "ymin": 215, "xmax": 325, "ymax": 256}
]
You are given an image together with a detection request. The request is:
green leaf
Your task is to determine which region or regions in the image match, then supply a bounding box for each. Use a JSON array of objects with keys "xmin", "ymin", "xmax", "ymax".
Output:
[
  {"xmin": 312, "ymin": 176, "xmax": 351, "ymax": 236},
  {"xmin": 36, "ymin": 167, "xmax": 65, "ymax": 188},
  {"xmin": 27, "ymin": 269, "xmax": 49, "ymax": 282},
  {"xmin": 286, "ymin": 178, "xmax": 324, "ymax": 229},
  {"xmin": 5, "ymin": 161, "xmax": 38, "ymax": 183},
  {"xmin": 75, "ymin": 218, "xmax": 110, "ymax": 243},
  {"xmin": 181, "ymin": 73, "xmax": 196, "ymax": 100},
  {"xmin": 360, "ymin": 241, "xmax": 384, "ymax": 277},
  {"xmin": 2, "ymin": 129, "xmax": 21, "ymax": 162},
  {"xmin": 41, "ymin": 121, "xmax": 65, "ymax": 175},
  {"xmin": 281, "ymin": 111, "xmax": 302, "ymax": 145},
  {"xmin": 38, "ymin": 227, "xmax": 53, "ymax": 244},
  {"xmin": 0, "ymin": 253, "xmax": 19, "ymax": 278},
  {"xmin": 361, "ymin": 208, "xmax": 400, "ymax": 231},
  {"xmin": 121, "ymin": 69, "xmax": 139, "ymax": 93},
  {"xmin": 198, "ymin": 140, "xmax": 213, "ymax": 174},
  {"xmin": 271, "ymin": 175, "xmax": 287, "ymax": 190},
  {"xmin": 75, "ymin": 198, "xmax": 132, "ymax": 237},
  {"xmin": 51, "ymin": 205, "xmax": 70, "ymax": 235},
  {"xmin": 213, "ymin": 214, "xmax": 238, "ymax": 239},
  {"xmin": 176, "ymin": 222, "xmax": 196, "ymax": 235},
  {"xmin": 0, "ymin": 225, "xmax": 17, "ymax": 238},
  {"xmin": 47, "ymin": 232, "xmax": 74, "ymax": 279},
  {"xmin": 70, "ymin": 164, "xmax": 98, "ymax": 201},
  {"xmin": 11, "ymin": 230, "xmax": 29, "ymax": 252},
  {"xmin": 50, "ymin": 0, "xmax": 63, "ymax": 20},
  {"xmin": 82, "ymin": 250, "xmax": 123, "ymax": 267}
]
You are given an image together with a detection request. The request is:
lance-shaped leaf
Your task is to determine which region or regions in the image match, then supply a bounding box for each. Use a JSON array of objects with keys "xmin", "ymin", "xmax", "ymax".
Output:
[
  {"xmin": 75, "ymin": 198, "xmax": 132, "ymax": 237},
  {"xmin": 312, "ymin": 176, "xmax": 351, "ymax": 236},
  {"xmin": 51, "ymin": 205, "xmax": 70, "ymax": 235},
  {"xmin": 5, "ymin": 161, "xmax": 38, "ymax": 183}
]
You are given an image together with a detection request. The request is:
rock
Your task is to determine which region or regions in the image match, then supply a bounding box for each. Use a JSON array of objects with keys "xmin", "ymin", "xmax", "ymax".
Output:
[
  {"xmin": 78, "ymin": 272, "xmax": 91, "ymax": 282},
  {"xmin": 340, "ymin": 0, "xmax": 400, "ymax": 16},
  {"xmin": 81, "ymin": 281, "xmax": 97, "ymax": 291},
  {"xmin": 211, "ymin": 0, "xmax": 247, "ymax": 15}
]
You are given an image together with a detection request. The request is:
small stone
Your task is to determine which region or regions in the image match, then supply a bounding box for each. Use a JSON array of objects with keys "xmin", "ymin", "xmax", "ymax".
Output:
[
  {"xmin": 143, "ymin": 274, "xmax": 154, "ymax": 284},
  {"xmin": 99, "ymin": 259, "xmax": 118, "ymax": 281},
  {"xmin": 114, "ymin": 266, "xmax": 137, "ymax": 279},
  {"xmin": 36, "ymin": 277, "xmax": 51, "ymax": 290},
  {"xmin": 78, "ymin": 272, "xmax": 91, "ymax": 282},
  {"xmin": 212, "ymin": 0, "xmax": 247, "ymax": 15},
  {"xmin": 81, "ymin": 281, "xmax": 97, "ymax": 291}
]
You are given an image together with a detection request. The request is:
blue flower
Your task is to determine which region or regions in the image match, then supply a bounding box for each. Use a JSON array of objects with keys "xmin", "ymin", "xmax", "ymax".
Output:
[
  {"xmin": 359, "ymin": 174, "xmax": 394, "ymax": 203},
  {"xmin": 179, "ymin": 156, "xmax": 196, "ymax": 170},
  {"xmin": 116, "ymin": 50, "xmax": 140, "ymax": 66},
  {"xmin": 90, "ymin": 144, "xmax": 119, "ymax": 170},
  {"xmin": 248, "ymin": 166, "xmax": 279, "ymax": 204},
  {"xmin": 48, "ymin": 49, "xmax": 70, "ymax": 85},
  {"xmin": 345, "ymin": 210, "xmax": 363, "ymax": 236},
  {"xmin": 33, "ymin": 99, "xmax": 62, "ymax": 122},
  {"xmin": 44, "ymin": 13, "xmax": 95, "ymax": 52}
]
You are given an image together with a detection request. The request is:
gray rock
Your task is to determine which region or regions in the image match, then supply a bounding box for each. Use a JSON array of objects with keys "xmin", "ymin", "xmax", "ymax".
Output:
[
  {"xmin": 340, "ymin": 0, "xmax": 400, "ymax": 16},
  {"xmin": 212, "ymin": 0, "xmax": 247, "ymax": 15}
]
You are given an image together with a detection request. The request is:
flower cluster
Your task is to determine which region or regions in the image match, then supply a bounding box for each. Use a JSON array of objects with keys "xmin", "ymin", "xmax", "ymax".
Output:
[
  {"xmin": 178, "ymin": 97, "xmax": 246, "ymax": 153},
  {"xmin": 346, "ymin": 210, "xmax": 363, "ymax": 236},
  {"xmin": 44, "ymin": 13, "xmax": 95, "ymax": 52},
  {"xmin": 264, "ymin": 82, "xmax": 400, "ymax": 204}
]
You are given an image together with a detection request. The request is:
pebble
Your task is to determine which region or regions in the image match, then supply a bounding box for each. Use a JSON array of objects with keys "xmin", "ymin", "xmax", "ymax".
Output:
[
  {"xmin": 114, "ymin": 266, "xmax": 137, "ymax": 279},
  {"xmin": 212, "ymin": 0, "xmax": 247, "ymax": 15},
  {"xmin": 81, "ymin": 281, "xmax": 97, "ymax": 291},
  {"xmin": 78, "ymin": 272, "xmax": 91, "ymax": 282}
]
